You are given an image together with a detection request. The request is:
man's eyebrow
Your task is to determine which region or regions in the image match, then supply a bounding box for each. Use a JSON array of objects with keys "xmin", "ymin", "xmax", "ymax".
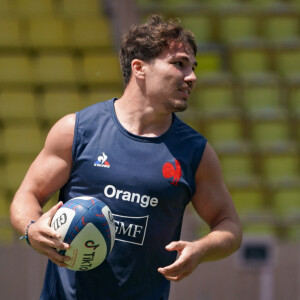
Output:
[{"xmin": 172, "ymin": 55, "xmax": 198, "ymax": 67}]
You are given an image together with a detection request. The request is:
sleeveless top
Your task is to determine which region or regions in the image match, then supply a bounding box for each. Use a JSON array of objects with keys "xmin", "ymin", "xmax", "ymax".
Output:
[{"xmin": 40, "ymin": 99, "xmax": 207, "ymax": 300}]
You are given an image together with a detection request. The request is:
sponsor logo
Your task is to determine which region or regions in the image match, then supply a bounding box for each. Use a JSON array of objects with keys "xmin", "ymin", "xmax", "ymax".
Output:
[
  {"xmin": 78, "ymin": 240, "xmax": 101, "ymax": 271},
  {"xmin": 52, "ymin": 213, "xmax": 67, "ymax": 230},
  {"xmin": 113, "ymin": 214, "xmax": 148, "ymax": 246},
  {"xmin": 162, "ymin": 159, "xmax": 182, "ymax": 185},
  {"xmin": 104, "ymin": 184, "xmax": 158, "ymax": 208},
  {"xmin": 94, "ymin": 152, "xmax": 110, "ymax": 168}
]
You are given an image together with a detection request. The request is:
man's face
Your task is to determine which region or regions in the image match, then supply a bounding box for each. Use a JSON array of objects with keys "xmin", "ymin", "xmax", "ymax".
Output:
[{"xmin": 143, "ymin": 42, "xmax": 197, "ymax": 113}]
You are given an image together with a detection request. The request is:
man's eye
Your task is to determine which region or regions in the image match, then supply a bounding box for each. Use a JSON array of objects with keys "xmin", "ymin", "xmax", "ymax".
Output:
[{"xmin": 174, "ymin": 61, "xmax": 183, "ymax": 67}]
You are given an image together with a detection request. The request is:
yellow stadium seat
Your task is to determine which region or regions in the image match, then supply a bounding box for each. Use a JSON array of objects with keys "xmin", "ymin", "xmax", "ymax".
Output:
[
  {"xmin": 34, "ymin": 53, "xmax": 78, "ymax": 85},
  {"xmin": 195, "ymin": 50, "xmax": 223, "ymax": 78},
  {"xmin": 41, "ymin": 89, "xmax": 83, "ymax": 123},
  {"xmin": 2, "ymin": 124, "xmax": 43, "ymax": 158},
  {"xmin": 69, "ymin": 17, "xmax": 113, "ymax": 50},
  {"xmin": 15, "ymin": 0, "xmax": 54, "ymax": 17},
  {"xmin": 241, "ymin": 79, "xmax": 285, "ymax": 116},
  {"xmin": 249, "ymin": 116, "xmax": 292, "ymax": 150},
  {"xmin": 192, "ymin": 79, "xmax": 238, "ymax": 116},
  {"xmin": 262, "ymin": 15, "xmax": 299, "ymax": 44},
  {"xmin": 272, "ymin": 187, "xmax": 300, "ymax": 217},
  {"xmin": 218, "ymin": 13, "xmax": 258, "ymax": 44},
  {"xmin": 27, "ymin": 18, "xmax": 69, "ymax": 49},
  {"xmin": 0, "ymin": 159, "xmax": 6, "ymax": 190},
  {"xmin": 260, "ymin": 150, "xmax": 300, "ymax": 185},
  {"xmin": 85, "ymin": 89, "xmax": 121, "ymax": 107},
  {"xmin": 0, "ymin": 89, "xmax": 37, "ymax": 123},
  {"xmin": 180, "ymin": 15, "xmax": 213, "ymax": 43},
  {"xmin": 0, "ymin": 191, "xmax": 10, "ymax": 219},
  {"xmin": 0, "ymin": 19, "xmax": 23, "ymax": 49},
  {"xmin": 0, "ymin": 54, "xmax": 33, "ymax": 86},
  {"xmin": 4, "ymin": 158, "xmax": 33, "ymax": 192},
  {"xmin": 229, "ymin": 45, "xmax": 270, "ymax": 78},
  {"xmin": 0, "ymin": 0, "xmax": 15, "ymax": 17},
  {"xmin": 61, "ymin": 0, "xmax": 102, "ymax": 17},
  {"xmin": 81, "ymin": 53, "xmax": 122, "ymax": 86},
  {"xmin": 203, "ymin": 116, "xmax": 246, "ymax": 150},
  {"xmin": 219, "ymin": 151, "xmax": 257, "ymax": 185},
  {"xmin": 230, "ymin": 186, "xmax": 266, "ymax": 216},
  {"xmin": 274, "ymin": 47, "xmax": 300, "ymax": 79},
  {"xmin": 288, "ymin": 85, "xmax": 300, "ymax": 117}
]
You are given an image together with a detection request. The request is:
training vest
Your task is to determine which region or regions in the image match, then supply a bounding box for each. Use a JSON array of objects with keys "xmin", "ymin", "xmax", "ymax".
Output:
[{"xmin": 40, "ymin": 99, "xmax": 207, "ymax": 300}]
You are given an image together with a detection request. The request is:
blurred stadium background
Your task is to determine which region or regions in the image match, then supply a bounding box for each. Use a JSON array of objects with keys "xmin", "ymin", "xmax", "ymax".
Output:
[{"xmin": 0, "ymin": 0, "xmax": 300, "ymax": 299}]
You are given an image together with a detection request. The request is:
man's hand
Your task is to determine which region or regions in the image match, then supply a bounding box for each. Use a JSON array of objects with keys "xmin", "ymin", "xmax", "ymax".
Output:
[
  {"xmin": 27, "ymin": 201, "xmax": 71, "ymax": 268},
  {"xmin": 158, "ymin": 240, "xmax": 201, "ymax": 282}
]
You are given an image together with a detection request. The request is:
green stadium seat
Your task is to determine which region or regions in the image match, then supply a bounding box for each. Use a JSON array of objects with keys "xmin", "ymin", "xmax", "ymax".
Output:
[
  {"xmin": 0, "ymin": 19, "xmax": 23, "ymax": 49},
  {"xmin": 40, "ymin": 89, "xmax": 83, "ymax": 123},
  {"xmin": 0, "ymin": 89, "xmax": 37, "ymax": 123},
  {"xmin": 81, "ymin": 53, "xmax": 122, "ymax": 86},
  {"xmin": 218, "ymin": 13, "xmax": 258, "ymax": 44},
  {"xmin": 60, "ymin": 0, "xmax": 102, "ymax": 17},
  {"xmin": 69, "ymin": 17, "xmax": 113, "ymax": 50},
  {"xmin": 0, "ymin": 54, "xmax": 33, "ymax": 86},
  {"xmin": 27, "ymin": 17, "xmax": 69, "ymax": 49},
  {"xmin": 2, "ymin": 124, "xmax": 43, "ymax": 158},
  {"xmin": 34, "ymin": 53, "xmax": 78, "ymax": 86},
  {"xmin": 262, "ymin": 15, "xmax": 299, "ymax": 44},
  {"xmin": 15, "ymin": 0, "xmax": 54, "ymax": 17}
]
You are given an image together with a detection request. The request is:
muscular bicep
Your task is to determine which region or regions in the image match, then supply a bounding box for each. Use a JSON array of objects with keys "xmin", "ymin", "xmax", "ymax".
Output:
[
  {"xmin": 18, "ymin": 114, "xmax": 75, "ymax": 206},
  {"xmin": 191, "ymin": 143, "xmax": 240, "ymax": 230}
]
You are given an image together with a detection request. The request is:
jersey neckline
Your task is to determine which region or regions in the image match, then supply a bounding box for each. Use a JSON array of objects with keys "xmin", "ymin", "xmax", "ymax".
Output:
[{"xmin": 108, "ymin": 98, "xmax": 177, "ymax": 143}]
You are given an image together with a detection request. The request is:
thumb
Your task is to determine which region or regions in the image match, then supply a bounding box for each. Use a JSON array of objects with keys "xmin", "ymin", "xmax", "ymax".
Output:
[
  {"xmin": 165, "ymin": 241, "xmax": 185, "ymax": 252},
  {"xmin": 45, "ymin": 201, "xmax": 63, "ymax": 221}
]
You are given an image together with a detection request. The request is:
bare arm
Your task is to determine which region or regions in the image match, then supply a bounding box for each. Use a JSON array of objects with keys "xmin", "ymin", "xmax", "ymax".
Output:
[
  {"xmin": 158, "ymin": 143, "xmax": 242, "ymax": 281},
  {"xmin": 10, "ymin": 114, "xmax": 76, "ymax": 267}
]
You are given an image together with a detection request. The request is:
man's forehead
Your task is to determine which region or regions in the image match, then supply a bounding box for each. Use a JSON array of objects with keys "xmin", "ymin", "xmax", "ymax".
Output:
[{"xmin": 164, "ymin": 42, "xmax": 197, "ymax": 65}]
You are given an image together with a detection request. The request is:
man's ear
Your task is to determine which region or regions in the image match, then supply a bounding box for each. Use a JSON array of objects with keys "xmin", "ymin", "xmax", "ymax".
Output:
[{"xmin": 131, "ymin": 59, "xmax": 146, "ymax": 80}]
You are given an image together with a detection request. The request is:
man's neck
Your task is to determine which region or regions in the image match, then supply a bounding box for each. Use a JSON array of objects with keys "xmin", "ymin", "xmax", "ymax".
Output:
[{"xmin": 114, "ymin": 92, "xmax": 173, "ymax": 138}]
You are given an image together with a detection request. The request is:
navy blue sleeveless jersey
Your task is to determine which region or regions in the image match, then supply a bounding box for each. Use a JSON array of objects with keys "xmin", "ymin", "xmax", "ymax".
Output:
[{"xmin": 40, "ymin": 99, "xmax": 207, "ymax": 300}]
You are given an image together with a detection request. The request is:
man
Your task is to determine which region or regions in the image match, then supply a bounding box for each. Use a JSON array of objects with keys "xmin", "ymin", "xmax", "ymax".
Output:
[{"xmin": 10, "ymin": 15, "xmax": 242, "ymax": 300}]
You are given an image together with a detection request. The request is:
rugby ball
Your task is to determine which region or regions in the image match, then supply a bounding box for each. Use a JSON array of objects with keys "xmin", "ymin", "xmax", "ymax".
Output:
[{"xmin": 50, "ymin": 196, "xmax": 115, "ymax": 271}]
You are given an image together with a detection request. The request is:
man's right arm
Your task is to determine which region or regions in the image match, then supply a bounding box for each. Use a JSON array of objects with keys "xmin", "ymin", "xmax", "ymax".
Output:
[{"xmin": 10, "ymin": 113, "xmax": 76, "ymax": 267}]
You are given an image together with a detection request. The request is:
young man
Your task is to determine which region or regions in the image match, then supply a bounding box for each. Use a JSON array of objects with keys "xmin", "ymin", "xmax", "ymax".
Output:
[{"xmin": 10, "ymin": 15, "xmax": 242, "ymax": 300}]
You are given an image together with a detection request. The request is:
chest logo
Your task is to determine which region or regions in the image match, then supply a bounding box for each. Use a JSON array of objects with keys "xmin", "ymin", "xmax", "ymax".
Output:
[
  {"xmin": 94, "ymin": 152, "xmax": 110, "ymax": 168},
  {"xmin": 162, "ymin": 159, "xmax": 182, "ymax": 185}
]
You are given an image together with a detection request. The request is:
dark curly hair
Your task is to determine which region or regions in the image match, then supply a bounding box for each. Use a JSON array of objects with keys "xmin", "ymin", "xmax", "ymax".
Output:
[{"xmin": 119, "ymin": 15, "xmax": 197, "ymax": 87}]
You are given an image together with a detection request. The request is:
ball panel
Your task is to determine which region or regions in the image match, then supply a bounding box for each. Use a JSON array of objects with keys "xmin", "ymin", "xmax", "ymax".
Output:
[
  {"xmin": 101, "ymin": 205, "xmax": 116, "ymax": 252},
  {"xmin": 65, "ymin": 223, "xmax": 108, "ymax": 271}
]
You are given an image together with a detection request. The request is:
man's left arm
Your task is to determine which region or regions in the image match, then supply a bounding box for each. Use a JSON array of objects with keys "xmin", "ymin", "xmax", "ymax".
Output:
[{"xmin": 158, "ymin": 143, "xmax": 242, "ymax": 281}]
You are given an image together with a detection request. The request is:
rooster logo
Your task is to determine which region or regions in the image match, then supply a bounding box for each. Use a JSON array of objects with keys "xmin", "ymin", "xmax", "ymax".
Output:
[{"xmin": 162, "ymin": 159, "xmax": 182, "ymax": 185}]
